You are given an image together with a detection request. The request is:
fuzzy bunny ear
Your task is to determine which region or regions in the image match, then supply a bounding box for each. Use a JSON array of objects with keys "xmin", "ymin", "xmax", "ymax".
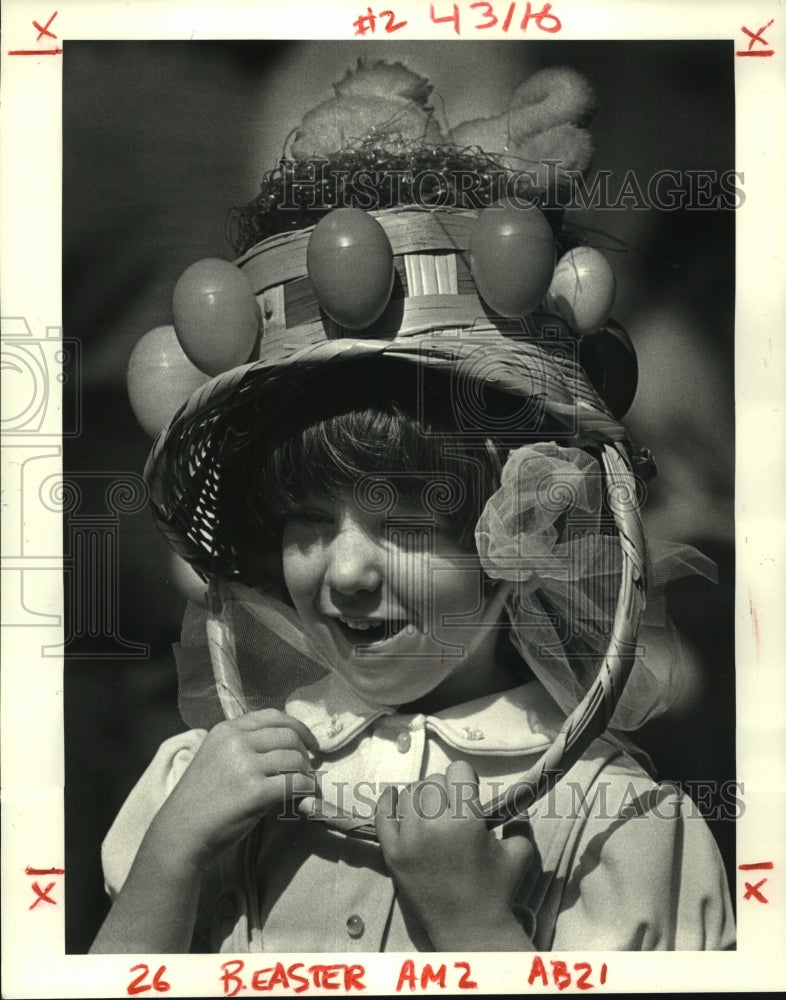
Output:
[
  {"xmin": 333, "ymin": 58, "xmax": 434, "ymax": 106},
  {"xmin": 509, "ymin": 67, "xmax": 596, "ymax": 135},
  {"xmin": 450, "ymin": 66, "xmax": 596, "ymax": 185},
  {"xmin": 291, "ymin": 60, "xmax": 443, "ymax": 158}
]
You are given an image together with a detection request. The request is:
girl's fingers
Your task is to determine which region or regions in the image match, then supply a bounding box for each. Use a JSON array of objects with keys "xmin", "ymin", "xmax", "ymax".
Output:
[
  {"xmin": 500, "ymin": 816, "xmax": 532, "ymax": 841},
  {"xmin": 375, "ymin": 784, "xmax": 401, "ymax": 848},
  {"xmin": 264, "ymin": 770, "xmax": 315, "ymax": 803},
  {"xmin": 402, "ymin": 774, "xmax": 448, "ymax": 826},
  {"xmin": 233, "ymin": 709, "xmax": 319, "ymax": 752},
  {"xmin": 495, "ymin": 815, "xmax": 535, "ymax": 888},
  {"xmin": 246, "ymin": 726, "xmax": 312, "ymax": 755},
  {"xmin": 445, "ymin": 759, "xmax": 480, "ymax": 816},
  {"xmin": 259, "ymin": 748, "xmax": 312, "ymax": 778},
  {"xmin": 497, "ymin": 825, "xmax": 535, "ymax": 885}
]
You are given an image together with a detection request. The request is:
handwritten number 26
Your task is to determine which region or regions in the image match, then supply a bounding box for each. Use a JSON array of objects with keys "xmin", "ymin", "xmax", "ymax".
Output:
[{"xmin": 127, "ymin": 964, "xmax": 170, "ymax": 995}]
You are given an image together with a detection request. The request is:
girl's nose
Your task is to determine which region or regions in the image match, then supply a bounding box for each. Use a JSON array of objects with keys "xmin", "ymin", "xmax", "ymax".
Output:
[{"xmin": 324, "ymin": 520, "xmax": 383, "ymax": 595}]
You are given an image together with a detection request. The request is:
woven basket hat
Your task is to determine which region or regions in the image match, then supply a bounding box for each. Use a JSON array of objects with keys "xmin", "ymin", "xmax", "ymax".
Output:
[
  {"xmin": 138, "ymin": 65, "xmax": 689, "ymax": 835},
  {"xmin": 143, "ymin": 208, "xmax": 656, "ymax": 830},
  {"xmin": 146, "ymin": 204, "xmax": 638, "ymax": 570}
]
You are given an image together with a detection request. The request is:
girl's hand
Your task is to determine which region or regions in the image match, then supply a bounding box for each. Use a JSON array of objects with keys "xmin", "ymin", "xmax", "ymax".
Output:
[
  {"xmin": 375, "ymin": 760, "xmax": 535, "ymax": 951},
  {"xmin": 152, "ymin": 709, "xmax": 318, "ymax": 871}
]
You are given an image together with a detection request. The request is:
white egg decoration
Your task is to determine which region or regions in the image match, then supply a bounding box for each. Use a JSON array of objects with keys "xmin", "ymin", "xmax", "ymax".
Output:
[
  {"xmin": 127, "ymin": 325, "xmax": 210, "ymax": 438},
  {"xmin": 544, "ymin": 246, "xmax": 616, "ymax": 335}
]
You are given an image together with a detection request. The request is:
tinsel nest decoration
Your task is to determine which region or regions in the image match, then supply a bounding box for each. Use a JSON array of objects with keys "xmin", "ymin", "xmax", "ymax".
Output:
[{"xmin": 227, "ymin": 142, "xmax": 585, "ymax": 256}]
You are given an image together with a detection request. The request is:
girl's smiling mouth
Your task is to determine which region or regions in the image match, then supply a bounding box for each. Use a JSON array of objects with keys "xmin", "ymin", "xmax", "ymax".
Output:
[{"xmin": 332, "ymin": 615, "xmax": 414, "ymax": 646}]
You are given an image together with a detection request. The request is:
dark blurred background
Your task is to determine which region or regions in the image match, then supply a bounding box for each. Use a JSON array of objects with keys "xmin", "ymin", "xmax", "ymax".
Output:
[{"xmin": 63, "ymin": 40, "xmax": 736, "ymax": 952}]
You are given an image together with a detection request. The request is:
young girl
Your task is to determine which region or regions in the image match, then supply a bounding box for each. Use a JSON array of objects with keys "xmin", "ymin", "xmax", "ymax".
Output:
[{"xmin": 93, "ymin": 63, "xmax": 735, "ymax": 954}]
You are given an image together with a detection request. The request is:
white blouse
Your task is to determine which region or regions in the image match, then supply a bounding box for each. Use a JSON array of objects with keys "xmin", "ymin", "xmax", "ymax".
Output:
[{"xmin": 102, "ymin": 677, "xmax": 736, "ymax": 952}]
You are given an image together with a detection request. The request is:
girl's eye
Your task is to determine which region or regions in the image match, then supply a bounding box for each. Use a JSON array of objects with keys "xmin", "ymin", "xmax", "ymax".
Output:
[
  {"xmin": 286, "ymin": 505, "xmax": 335, "ymax": 526},
  {"xmin": 392, "ymin": 502, "xmax": 457, "ymax": 534}
]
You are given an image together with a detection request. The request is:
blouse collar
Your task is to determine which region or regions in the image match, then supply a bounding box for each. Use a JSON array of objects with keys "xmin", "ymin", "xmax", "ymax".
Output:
[{"xmin": 285, "ymin": 672, "xmax": 565, "ymax": 756}]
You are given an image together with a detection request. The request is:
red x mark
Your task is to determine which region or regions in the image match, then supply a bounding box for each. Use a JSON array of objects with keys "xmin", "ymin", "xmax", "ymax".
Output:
[
  {"xmin": 742, "ymin": 19, "xmax": 773, "ymax": 46},
  {"xmin": 743, "ymin": 878, "xmax": 768, "ymax": 903},
  {"xmin": 34, "ymin": 11, "xmax": 58, "ymax": 41},
  {"xmin": 8, "ymin": 9, "xmax": 62, "ymax": 55},
  {"xmin": 29, "ymin": 881, "xmax": 57, "ymax": 909},
  {"xmin": 737, "ymin": 18, "xmax": 775, "ymax": 56}
]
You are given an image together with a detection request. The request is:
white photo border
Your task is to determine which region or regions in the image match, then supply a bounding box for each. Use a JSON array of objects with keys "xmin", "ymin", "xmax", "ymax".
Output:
[{"xmin": 2, "ymin": 1, "xmax": 785, "ymax": 995}]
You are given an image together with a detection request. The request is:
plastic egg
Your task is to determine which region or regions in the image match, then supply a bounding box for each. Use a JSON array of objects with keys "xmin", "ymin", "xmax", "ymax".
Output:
[
  {"xmin": 307, "ymin": 209, "xmax": 394, "ymax": 329},
  {"xmin": 544, "ymin": 246, "xmax": 616, "ymax": 335},
  {"xmin": 168, "ymin": 552, "xmax": 209, "ymax": 607},
  {"xmin": 579, "ymin": 319, "xmax": 638, "ymax": 418},
  {"xmin": 469, "ymin": 200, "xmax": 556, "ymax": 316},
  {"xmin": 172, "ymin": 258, "xmax": 259, "ymax": 376},
  {"xmin": 127, "ymin": 325, "xmax": 210, "ymax": 438}
]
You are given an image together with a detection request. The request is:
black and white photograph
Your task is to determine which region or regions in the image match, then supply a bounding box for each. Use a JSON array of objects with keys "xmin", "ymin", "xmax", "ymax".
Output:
[{"xmin": 2, "ymin": 2, "xmax": 785, "ymax": 996}]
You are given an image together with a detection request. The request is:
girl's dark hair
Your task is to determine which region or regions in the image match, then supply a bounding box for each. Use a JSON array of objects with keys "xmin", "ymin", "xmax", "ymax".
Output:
[
  {"xmin": 262, "ymin": 402, "xmax": 505, "ymax": 536},
  {"xmin": 222, "ymin": 360, "xmax": 527, "ymax": 588}
]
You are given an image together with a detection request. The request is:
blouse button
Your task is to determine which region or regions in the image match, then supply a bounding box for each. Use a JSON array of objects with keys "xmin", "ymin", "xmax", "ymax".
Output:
[
  {"xmin": 346, "ymin": 914, "xmax": 365, "ymax": 939},
  {"xmin": 396, "ymin": 731, "xmax": 412, "ymax": 754}
]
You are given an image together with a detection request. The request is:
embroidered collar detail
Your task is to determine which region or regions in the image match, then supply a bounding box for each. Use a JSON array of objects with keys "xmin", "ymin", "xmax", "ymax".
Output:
[
  {"xmin": 285, "ymin": 675, "xmax": 394, "ymax": 752},
  {"xmin": 285, "ymin": 673, "xmax": 565, "ymax": 755}
]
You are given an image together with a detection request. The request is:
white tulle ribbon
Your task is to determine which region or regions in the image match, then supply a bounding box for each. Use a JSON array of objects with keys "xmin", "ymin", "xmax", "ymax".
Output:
[{"xmin": 475, "ymin": 442, "xmax": 716, "ymax": 730}]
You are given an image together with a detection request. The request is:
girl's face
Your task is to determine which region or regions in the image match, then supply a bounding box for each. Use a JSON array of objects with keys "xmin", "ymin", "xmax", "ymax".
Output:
[{"xmin": 281, "ymin": 491, "xmax": 508, "ymax": 708}]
